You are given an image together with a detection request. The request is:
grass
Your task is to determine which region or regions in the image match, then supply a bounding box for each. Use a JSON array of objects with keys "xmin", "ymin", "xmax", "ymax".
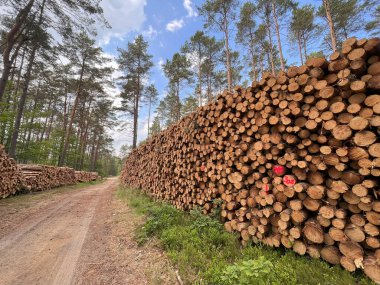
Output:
[
  {"xmin": 117, "ymin": 186, "xmax": 374, "ymax": 285},
  {"xmin": 1, "ymin": 180, "xmax": 103, "ymax": 207}
]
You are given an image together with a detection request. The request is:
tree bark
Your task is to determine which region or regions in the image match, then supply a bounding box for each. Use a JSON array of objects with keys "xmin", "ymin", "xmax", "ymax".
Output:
[
  {"xmin": 0, "ymin": 0, "xmax": 35, "ymax": 101},
  {"xmin": 323, "ymin": 0, "xmax": 338, "ymax": 52},
  {"xmin": 272, "ymin": 1, "xmax": 285, "ymax": 71}
]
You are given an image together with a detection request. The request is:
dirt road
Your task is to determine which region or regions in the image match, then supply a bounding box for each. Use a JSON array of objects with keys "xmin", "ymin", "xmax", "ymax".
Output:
[{"xmin": 0, "ymin": 178, "xmax": 176, "ymax": 285}]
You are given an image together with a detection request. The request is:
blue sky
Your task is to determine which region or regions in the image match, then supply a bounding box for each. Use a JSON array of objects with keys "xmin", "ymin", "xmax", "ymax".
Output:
[{"xmin": 96, "ymin": 0, "xmax": 372, "ymax": 153}]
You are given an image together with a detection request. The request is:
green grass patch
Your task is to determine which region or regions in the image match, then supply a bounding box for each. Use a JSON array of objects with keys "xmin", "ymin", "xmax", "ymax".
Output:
[{"xmin": 117, "ymin": 186, "xmax": 374, "ymax": 285}]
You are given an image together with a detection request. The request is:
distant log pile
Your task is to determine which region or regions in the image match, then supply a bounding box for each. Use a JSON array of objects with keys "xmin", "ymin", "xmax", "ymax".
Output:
[
  {"xmin": 121, "ymin": 37, "xmax": 380, "ymax": 282},
  {"xmin": 0, "ymin": 145, "xmax": 23, "ymax": 198},
  {"xmin": 0, "ymin": 144, "xmax": 100, "ymax": 197},
  {"xmin": 75, "ymin": 171, "xmax": 100, "ymax": 183}
]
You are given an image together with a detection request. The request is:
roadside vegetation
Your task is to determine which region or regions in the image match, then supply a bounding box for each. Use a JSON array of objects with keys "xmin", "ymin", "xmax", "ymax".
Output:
[
  {"xmin": 1, "ymin": 180, "xmax": 102, "ymax": 206},
  {"xmin": 117, "ymin": 186, "xmax": 374, "ymax": 285}
]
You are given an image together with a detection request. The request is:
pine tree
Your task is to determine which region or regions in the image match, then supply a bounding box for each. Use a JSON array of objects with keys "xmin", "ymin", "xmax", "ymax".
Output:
[
  {"xmin": 236, "ymin": 2, "xmax": 259, "ymax": 80},
  {"xmin": 271, "ymin": 0, "xmax": 296, "ymax": 71},
  {"xmin": 290, "ymin": 4, "xmax": 319, "ymax": 65},
  {"xmin": 365, "ymin": 4, "xmax": 380, "ymax": 36},
  {"xmin": 201, "ymin": 36, "xmax": 224, "ymax": 101},
  {"xmin": 0, "ymin": 0, "xmax": 104, "ymax": 102},
  {"xmin": 59, "ymin": 31, "xmax": 112, "ymax": 165},
  {"xmin": 181, "ymin": 31, "xmax": 210, "ymax": 106},
  {"xmin": 145, "ymin": 84, "xmax": 158, "ymax": 138},
  {"xmin": 163, "ymin": 53, "xmax": 192, "ymax": 122},
  {"xmin": 317, "ymin": 0, "xmax": 373, "ymax": 51},
  {"xmin": 182, "ymin": 95, "xmax": 198, "ymax": 116},
  {"xmin": 117, "ymin": 35, "xmax": 153, "ymax": 149},
  {"xmin": 199, "ymin": 0, "xmax": 238, "ymax": 91},
  {"xmin": 149, "ymin": 116, "xmax": 161, "ymax": 136}
]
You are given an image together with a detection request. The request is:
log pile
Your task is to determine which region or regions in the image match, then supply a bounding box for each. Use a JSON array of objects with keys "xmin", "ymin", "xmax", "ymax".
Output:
[
  {"xmin": 19, "ymin": 164, "xmax": 77, "ymax": 191},
  {"xmin": 74, "ymin": 171, "xmax": 100, "ymax": 183},
  {"xmin": 0, "ymin": 144, "xmax": 23, "ymax": 198},
  {"xmin": 120, "ymin": 37, "xmax": 380, "ymax": 282},
  {"xmin": 0, "ymin": 145, "xmax": 100, "ymax": 196}
]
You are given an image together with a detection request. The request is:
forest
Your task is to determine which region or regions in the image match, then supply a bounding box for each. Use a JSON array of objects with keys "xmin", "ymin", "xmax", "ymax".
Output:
[{"xmin": 0, "ymin": 0, "xmax": 379, "ymax": 174}]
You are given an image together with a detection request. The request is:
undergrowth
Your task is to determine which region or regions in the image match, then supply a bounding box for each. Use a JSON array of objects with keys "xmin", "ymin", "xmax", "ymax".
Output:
[{"xmin": 117, "ymin": 186, "xmax": 374, "ymax": 285}]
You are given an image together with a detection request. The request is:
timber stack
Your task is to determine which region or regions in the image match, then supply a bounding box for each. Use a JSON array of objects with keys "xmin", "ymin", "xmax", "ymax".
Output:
[
  {"xmin": 0, "ymin": 146, "xmax": 100, "ymax": 196},
  {"xmin": 74, "ymin": 171, "xmax": 100, "ymax": 182},
  {"xmin": 0, "ymin": 144, "xmax": 23, "ymax": 198},
  {"xmin": 121, "ymin": 37, "xmax": 380, "ymax": 282},
  {"xmin": 19, "ymin": 164, "xmax": 77, "ymax": 191}
]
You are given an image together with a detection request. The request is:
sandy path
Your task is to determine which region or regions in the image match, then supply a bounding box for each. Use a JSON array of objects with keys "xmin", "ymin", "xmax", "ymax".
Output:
[{"xmin": 0, "ymin": 178, "xmax": 176, "ymax": 285}]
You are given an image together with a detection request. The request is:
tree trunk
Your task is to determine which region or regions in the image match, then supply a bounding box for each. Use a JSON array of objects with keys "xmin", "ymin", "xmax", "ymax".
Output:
[
  {"xmin": 297, "ymin": 32, "xmax": 304, "ymax": 65},
  {"xmin": 198, "ymin": 44, "xmax": 203, "ymax": 106},
  {"xmin": 323, "ymin": 0, "xmax": 338, "ymax": 52},
  {"xmin": 223, "ymin": 17, "xmax": 232, "ymax": 91},
  {"xmin": 132, "ymin": 75, "xmax": 140, "ymax": 149},
  {"xmin": 272, "ymin": 2, "xmax": 285, "ymax": 71},
  {"xmin": 302, "ymin": 34, "xmax": 308, "ymax": 61},
  {"xmin": 58, "ymin": 82, "xmax": 69, "ymax": 164},
  {"xmin": 8, "ymin": 44, "xmax": 38, "ymax": 158},
  {"xmin": 265, "ymin": 4, "xmax": 276, "ymax": 75},
  {"xmin": 25, "ymin": 99, "xmax": 38, "ymax": 146},
  {"xmin": 91, "ymin": 136, "xmax": 101, "ymax": 171},
  {"xmin": 259, "ymin": 53, "xmax": 264, "ymax": 78},
  {"xmin": 148, "ymin": 98, "xmax": 152, "ymax": 137},
  {"xmin": 176, "ymin": 81, "xmax": 181, "ymax": 121},
  {"xmin": 251, "ymin": 49, "xmax": 257, "ymax": 81},
  {"xmin": 207, "ymin": 66, "xmax": 212, "ymax": 101},
  {"xmin": 59, "ymin": 57, "xmax": 86, "ymax": 166},
  {"xmin": 79, "ymin": 100, "xmax": 92, "ymax": 169},
  {"xmin": 39, "ymin": 95, "xmax": 53, "ymax": 141},
  {"xmin": 0, "ymin": 0, "xmax": 35, "ymax": 101}
]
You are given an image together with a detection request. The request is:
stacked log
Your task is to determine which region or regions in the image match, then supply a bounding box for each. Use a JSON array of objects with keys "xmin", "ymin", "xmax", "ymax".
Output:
[
  {"xmin": 74, "ymin": 171, "xmax": 99, "ymax": 182},
  {"xmin": 0, "ymin": 144, "xmax": 23, "ymax": 197},
  {"xmin": 19, "ymin": 164, "xmax": 77, "ymax": 191},
  {"xmin": 0, "ymin": 145, "xmax": 100, "ymax": 195},
  {"xmin": 120, "ymin": 37, "xmax": 380, "ymax": 282}
]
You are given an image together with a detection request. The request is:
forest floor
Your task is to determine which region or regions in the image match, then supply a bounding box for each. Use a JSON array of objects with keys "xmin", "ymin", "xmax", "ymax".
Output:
[{"xmin": 0, "ymin": 178, "xmax": 177, "ymax": 285}]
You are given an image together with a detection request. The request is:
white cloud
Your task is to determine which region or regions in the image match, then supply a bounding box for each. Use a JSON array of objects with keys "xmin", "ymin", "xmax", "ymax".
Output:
[
  {"xmin": 166, "ymin": 18, "xmax": 184, "ymax": 32},
  {"xmin": 157, "ymin": 57, "xmax": 165, "ymax": 76},
  {"xmin": 98, "ymin": 0, "xmax": 147, "ymax": 45},
  {"xmin": 142, "ymin": 25, "xmax": 158, "ymax": 39},
  {"xmin": 183, "ymin": 0, "xmax": 197, "ymax": 18},
  {"xmin": 165, "ymin": 1, "xmax": 197, "ymax": 33},
  {"xmin": 158, "ymin": 58, "xmax": 165, "ymax": 69}
]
